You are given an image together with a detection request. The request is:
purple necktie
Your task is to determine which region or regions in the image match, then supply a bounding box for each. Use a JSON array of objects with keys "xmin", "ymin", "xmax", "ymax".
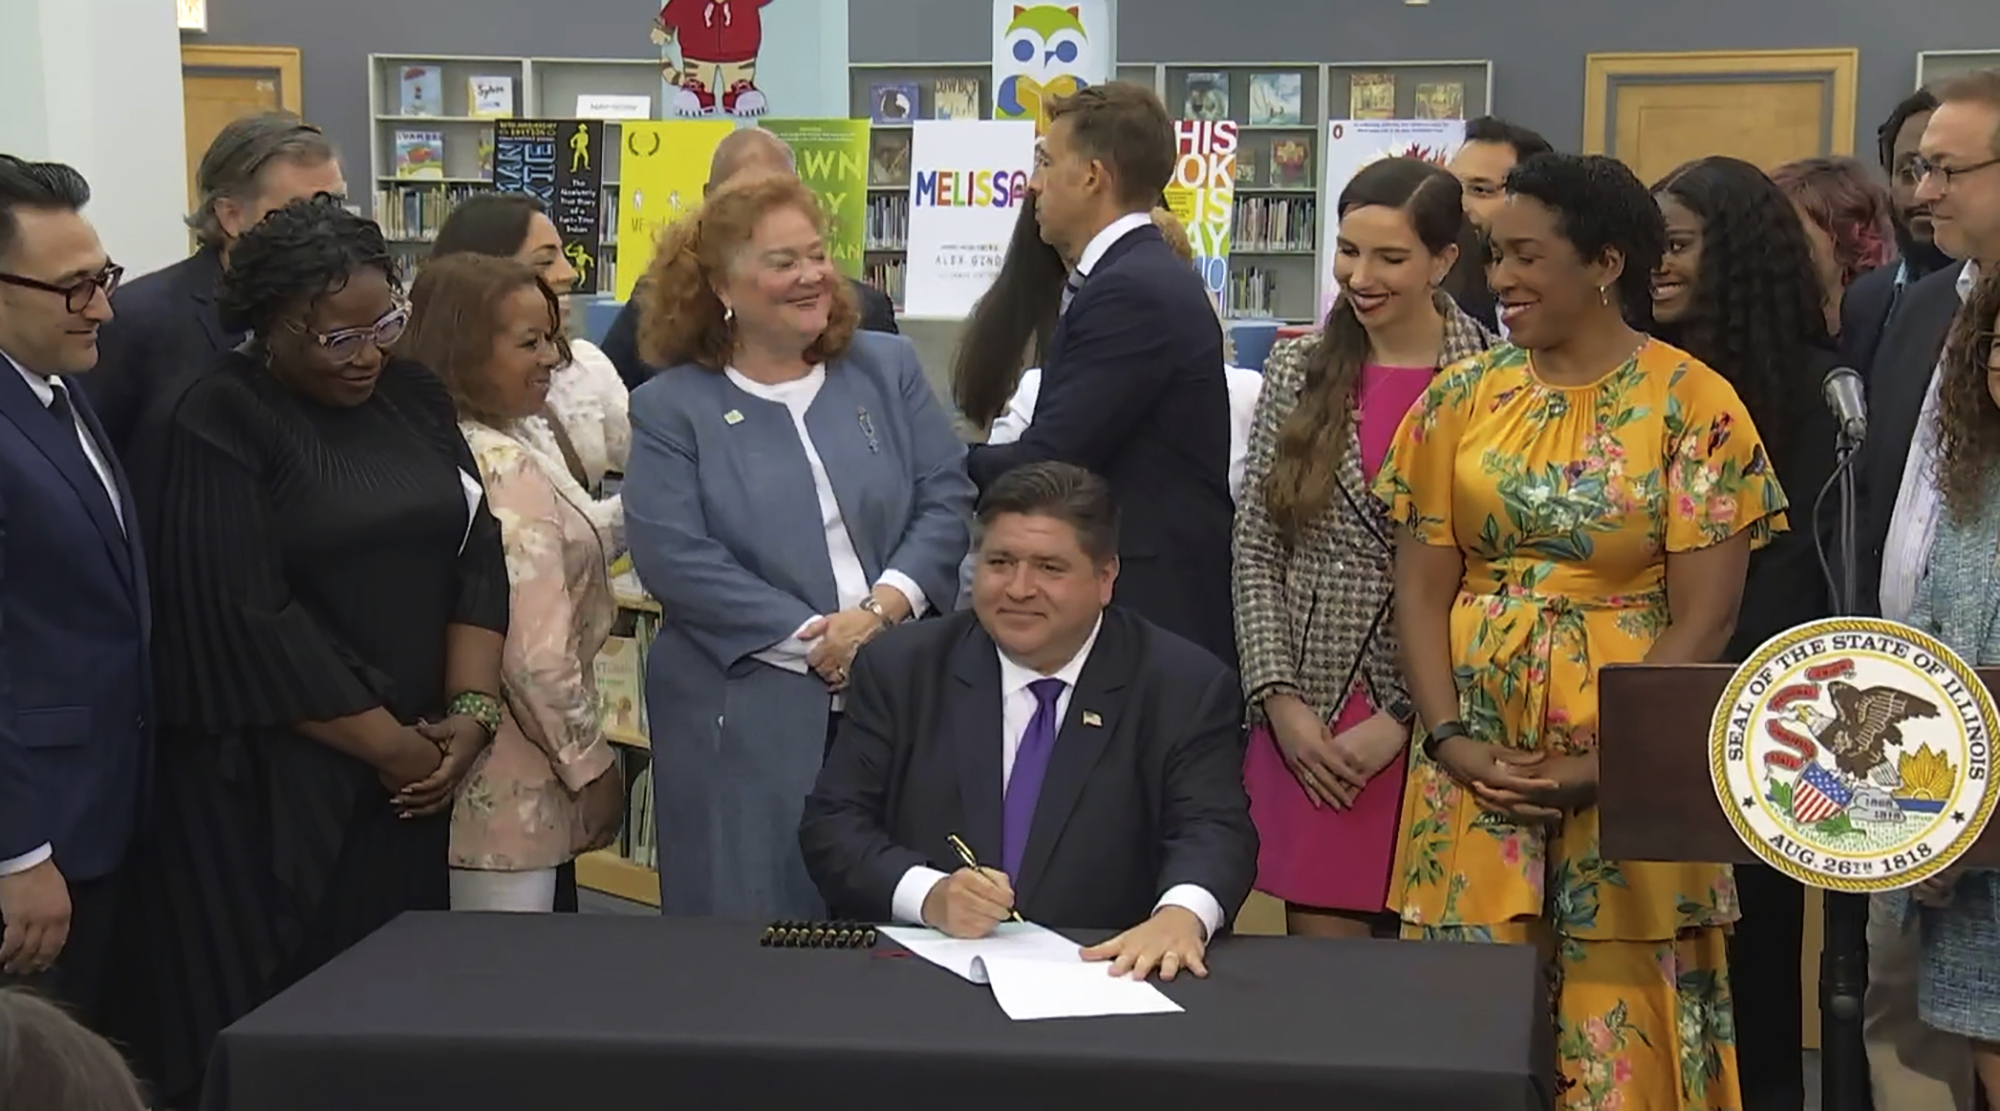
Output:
[{"xmin": 1001, "ymin": 677, "xmax": 1067, "ymax": 879}]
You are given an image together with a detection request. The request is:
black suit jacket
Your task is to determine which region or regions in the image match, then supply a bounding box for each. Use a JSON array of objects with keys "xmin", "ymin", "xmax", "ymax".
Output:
[
  {"xmin": 1854, "ymin": 262, "xmax": 1970, "ymax": 616},
  {"xmin": 1840, "ymin": 263, "xmax": 1901, "ymax": 383},
  {"xmin": 600, "ymin": 276, "xmax": 898, "ymax": 391},
  {"xmin": 964, "ymin": 225, "xmax": 1236, "ymax": 667},
  {"xmin": 798, "ymin": 606, "xmax": 1256, "ymax": 931},
  {"xmin": 0, "ymin": 364, "xmax": 151, "ymax": 883},
  {"xmin": 80, "ymin": 248, "xmax": 234, "ymax": 462}
]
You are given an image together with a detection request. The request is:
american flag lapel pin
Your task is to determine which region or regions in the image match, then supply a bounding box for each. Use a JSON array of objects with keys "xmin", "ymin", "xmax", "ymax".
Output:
[
  {"xmin": 1082, "ymin": 711, "xmax": 1103, "ymax": 727},
  {"xmin": 724, "ymin": 409, "xmax": 744, "ymax": 425}
]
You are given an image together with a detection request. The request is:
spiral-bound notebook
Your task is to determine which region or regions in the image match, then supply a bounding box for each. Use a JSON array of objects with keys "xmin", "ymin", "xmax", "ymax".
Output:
[{"xmin": 759, "ymin": 920, "xmax": 878, "ymax": 949}]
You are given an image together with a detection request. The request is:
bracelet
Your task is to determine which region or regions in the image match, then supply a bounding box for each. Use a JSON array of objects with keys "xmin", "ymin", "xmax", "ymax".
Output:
[
  {"xmin": 858, "ymin": 596, "xmax": 897, "ymax": 629},
  {"xmin": 1420, "ymin": 719, "xmax": 1468, "ymax": 762},
  {"xmin": 447, "ymin": 691, "xmax": 503, "ymax": 738}
]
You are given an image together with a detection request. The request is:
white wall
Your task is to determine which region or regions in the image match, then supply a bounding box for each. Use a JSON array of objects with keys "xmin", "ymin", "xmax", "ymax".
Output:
[{"xmin": 0, "ymin": 0, "xmax": 188, "ymax": 278}]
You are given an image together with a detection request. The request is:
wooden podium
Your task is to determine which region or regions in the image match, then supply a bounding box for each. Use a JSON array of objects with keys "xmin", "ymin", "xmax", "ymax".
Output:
[
  {"xmin": 1600, "ymin": 662, "xmax": 2000, "ymax": 1111},
  {"xmin": 1598, "ymin": 663, "xmax": 2000, "ymax": 866}
]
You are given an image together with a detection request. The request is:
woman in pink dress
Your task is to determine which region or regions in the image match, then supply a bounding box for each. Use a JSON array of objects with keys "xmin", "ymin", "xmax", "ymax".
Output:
[{"xmin": 1233, "ymin": 157, "xmax": 1496, "ymax": 936}]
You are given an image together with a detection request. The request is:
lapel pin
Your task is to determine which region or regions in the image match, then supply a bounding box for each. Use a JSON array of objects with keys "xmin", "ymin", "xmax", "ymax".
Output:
[
  {"xmin": 723, "ymin": 409, "xmax": 745, "ymax": 425},
  {"xmin": 1082, "ymin": 711, "xmax": 1103, "ymax": 727}
]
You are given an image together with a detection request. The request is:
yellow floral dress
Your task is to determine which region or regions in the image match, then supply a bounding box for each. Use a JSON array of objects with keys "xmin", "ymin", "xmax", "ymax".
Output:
[{"xmin": 1373, "ymin": 340, "xmax": 1787, "ymax": 1110}]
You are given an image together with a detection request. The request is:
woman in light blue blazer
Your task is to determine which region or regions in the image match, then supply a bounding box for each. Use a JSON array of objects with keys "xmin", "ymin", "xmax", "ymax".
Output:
[{"xmin": 624, "ymin": 172, "xmax": 974, "ymax": 919}]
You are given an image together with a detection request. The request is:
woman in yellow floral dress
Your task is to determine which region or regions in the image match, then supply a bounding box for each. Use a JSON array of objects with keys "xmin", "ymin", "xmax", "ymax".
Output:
[{"xmin": 1375, "ymin": 153, "xmax": 1788, "ymax": 1109}]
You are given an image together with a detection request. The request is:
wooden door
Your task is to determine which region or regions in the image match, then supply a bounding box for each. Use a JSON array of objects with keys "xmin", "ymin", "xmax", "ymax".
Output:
[
  {"xmin": 1583, "ymin": 49, "xmax": 1859, "ymax": 185},
  {"xmin": 179, "ymin": 46, "xmax": 304, "ymax": 211}
]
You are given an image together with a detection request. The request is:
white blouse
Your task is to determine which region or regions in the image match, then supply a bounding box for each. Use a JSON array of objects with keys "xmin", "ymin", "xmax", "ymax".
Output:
[
  {"xmin": 724, "ymin": 366, "xmax": 928, "ymax": 680},
  {"xmin": 520, "ymin": 338, "xmax": 630, "ymax": 543}
]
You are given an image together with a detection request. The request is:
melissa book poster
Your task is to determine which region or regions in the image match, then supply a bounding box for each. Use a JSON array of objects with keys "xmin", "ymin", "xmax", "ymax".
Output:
[
  {"xmin": 903, "ymin": 120, "xmax": 1037, "ymax": 318},
  {"xmin": 1317, "ymin": 119, "xmax": 1466, "ymax": 319}
]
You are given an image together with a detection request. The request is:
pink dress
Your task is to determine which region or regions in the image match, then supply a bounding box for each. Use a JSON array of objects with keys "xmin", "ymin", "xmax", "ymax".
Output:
[{"xmin": 1242, "ymin": 364, "xmax": 1432, "ymax": 911}]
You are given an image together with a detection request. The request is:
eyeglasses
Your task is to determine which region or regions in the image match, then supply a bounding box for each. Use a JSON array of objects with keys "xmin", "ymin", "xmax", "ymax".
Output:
[
  {"xmin": 286, "ymin": 302, "xmax": 409, "ymax": 365},
  {"xmin": 0, "ymin": 265, "xmax": 123, "ymax": 313},
  {"xmin": 1910, "ymin": 155, "xmax": 2000, "ymax": 190}
]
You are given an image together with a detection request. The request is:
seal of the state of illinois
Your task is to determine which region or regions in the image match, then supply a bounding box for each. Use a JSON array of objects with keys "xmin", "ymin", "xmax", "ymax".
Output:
[{"xmin": 1710, "ymin": 617, "xmax": 1999, "ymax": 893}]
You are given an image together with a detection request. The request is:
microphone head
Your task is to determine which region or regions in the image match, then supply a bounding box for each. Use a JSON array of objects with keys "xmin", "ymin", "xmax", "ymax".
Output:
[{"xmin": 1822, "ymin": 365, "xmax": 1867, "ymax": 443}]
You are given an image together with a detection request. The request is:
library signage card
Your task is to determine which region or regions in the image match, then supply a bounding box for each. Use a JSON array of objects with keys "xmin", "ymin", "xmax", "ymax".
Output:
[
  {"xmin": 1317, "ymin": 119, "xmax": 1466, "ymax": 320},
  {"xmin": 903, "ymin": 120, "xmax": 1036, "ymax": 318}
]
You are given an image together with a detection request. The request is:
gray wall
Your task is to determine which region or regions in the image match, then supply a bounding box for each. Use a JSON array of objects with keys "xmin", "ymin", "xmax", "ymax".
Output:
[
  {"xmin": 852, "ymin": 0, "xmax": 2000, "ymax": 158},
  {"xmin": 199, "ymin": 3, "xmax": 657, "ymax": 200}
]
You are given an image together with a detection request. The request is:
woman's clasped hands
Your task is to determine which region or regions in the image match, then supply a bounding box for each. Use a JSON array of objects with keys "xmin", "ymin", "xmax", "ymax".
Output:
[{"xmin": 1431, "ymin": 733, "xmax": 1599, "ymax": 822}]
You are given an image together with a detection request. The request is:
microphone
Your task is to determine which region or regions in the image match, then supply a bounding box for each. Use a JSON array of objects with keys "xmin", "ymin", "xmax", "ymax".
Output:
[{"xmin": 1823, "ymin": 366, "xmax": 1867, "ymax": 444}]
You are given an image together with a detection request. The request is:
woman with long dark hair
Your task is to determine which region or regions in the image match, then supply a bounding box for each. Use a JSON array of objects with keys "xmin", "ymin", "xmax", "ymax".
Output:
[
  {"xmin": 1650, "ymin": 154, "xmax": 1839, "ymax": 1111},
  {"xmin": 1900, "ymin": 267, "xmax": 2000, "ymax": 1108},
  {"xmin": 1233, "ymin": 157, "xmax": 1494, "ymax": 939},
  {"xmin": 949, "ymin": 191, "xmax": 1068, "ymax": 433}
]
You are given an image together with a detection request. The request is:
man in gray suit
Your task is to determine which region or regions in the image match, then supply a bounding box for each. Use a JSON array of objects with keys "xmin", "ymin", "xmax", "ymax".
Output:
[{"xmin": 600, "ymin": 128, "xmax": 898, "ymax": 389}]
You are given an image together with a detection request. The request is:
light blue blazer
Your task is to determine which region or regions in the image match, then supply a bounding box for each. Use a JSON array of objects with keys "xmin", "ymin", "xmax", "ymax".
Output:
[{"xmin": 624, "ymin": 330, "xmax": 975, "ymax": 918}]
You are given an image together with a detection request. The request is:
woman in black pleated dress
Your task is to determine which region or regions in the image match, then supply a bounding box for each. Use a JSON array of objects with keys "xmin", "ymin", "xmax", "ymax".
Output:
[{"xmin": 110, "ymin": 196, "xmax": 509, "ymax": 1107}]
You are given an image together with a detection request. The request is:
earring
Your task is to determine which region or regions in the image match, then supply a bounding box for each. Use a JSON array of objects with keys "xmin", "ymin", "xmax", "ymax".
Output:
[
  {"xmin": 722, "ymin": 304, "xmax": 735, "ymax": 324},
  {"xmin": 1598, "ymin": 285, "xmax": 1609, "ymax": 307}
]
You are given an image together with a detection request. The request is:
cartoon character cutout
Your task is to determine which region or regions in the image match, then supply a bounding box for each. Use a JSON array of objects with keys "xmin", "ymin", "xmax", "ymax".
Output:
[
  {"xmin": 995, "ymin": 5, "xmax": 1095, "ymax": 135},
  {"xmin": 653, "ymin": 0, "xmax": 773, "ymax": 118}
]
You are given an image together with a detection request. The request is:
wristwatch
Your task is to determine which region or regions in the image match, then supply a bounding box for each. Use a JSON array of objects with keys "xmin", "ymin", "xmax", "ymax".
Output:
[
  {"xmin": 1420, "ymin": 719, "xmax": 1469, "ymax": 762},
  {"xmin": 858, "ymin": 596, "xmax": 897, "ymax": 628}
]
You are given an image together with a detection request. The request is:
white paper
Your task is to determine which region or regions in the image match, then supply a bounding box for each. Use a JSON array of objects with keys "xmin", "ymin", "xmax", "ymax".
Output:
[
  {"xmin": 879, "ymin": 922, "xmax": 1182, "ymax": 1021},
  {"xmin": 975, "ymin": 955, "xmax": 1184, "ymax": 1021}
]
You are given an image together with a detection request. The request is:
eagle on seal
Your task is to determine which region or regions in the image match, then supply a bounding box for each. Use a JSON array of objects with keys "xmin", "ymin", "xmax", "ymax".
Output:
[{"xmin": 1820, "ymin": 681, "xmax": 1940, "ymax": 779}]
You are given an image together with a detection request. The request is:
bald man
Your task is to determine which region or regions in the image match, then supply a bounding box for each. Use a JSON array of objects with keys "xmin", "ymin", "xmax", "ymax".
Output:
[{"xmin": 600, "ymin": 127, "xmax": 898, "ymax": 389}]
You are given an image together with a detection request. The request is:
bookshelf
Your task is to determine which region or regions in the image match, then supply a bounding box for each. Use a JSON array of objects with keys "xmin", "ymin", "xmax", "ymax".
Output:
[
  {"xmin": 366, "ymin": 53, "xmax": 664, "ymax": 295},
  {"xmin": 1917, "ymin": 49, "xmax": 2000, "ymax": 89},
  {"xmin": 849, "ymin": 61, "xmax": 992, "ymax": 312}
]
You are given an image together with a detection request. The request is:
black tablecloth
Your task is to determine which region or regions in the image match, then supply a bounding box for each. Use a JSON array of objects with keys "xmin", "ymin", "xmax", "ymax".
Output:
[{"xmin": 202, "ymin": 913, "xmax": 1551, "ymax": 1111}]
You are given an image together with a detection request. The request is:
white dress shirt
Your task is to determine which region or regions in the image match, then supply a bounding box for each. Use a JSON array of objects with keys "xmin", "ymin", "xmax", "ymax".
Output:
[
  {"xmin": 1879, "ymin": 261, "xmax": 1981, "ymax": 622},
  {"xmin": 888, "ymin": 616, "xmax": 1226, "ymax": 937},
  {"xmin": 1072, "ymin": 211, "xmax": 1154, "ymax": 288},
  {"xmin": 725, "ymin": 367, "xmax": 928, "ymax": 688},
  {"xmin": 0, "ymin": 352, "xmax": 126, "ymax": 878}
]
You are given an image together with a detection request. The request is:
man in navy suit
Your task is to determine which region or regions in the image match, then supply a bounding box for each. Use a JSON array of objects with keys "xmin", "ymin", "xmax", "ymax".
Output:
[
  {"xmin": 0, "ymin": 156, "xmax": 150, "ymax": 1026},
  {"xmin": 82, "ymin": 112, "xmax": 344, "ymax": 461},
  {"xmin": 800, "ymin": 463, "xmax": 1254, "ymax": 981},
  {"xmin": 966, "ymin": 83, "xmax": 1236, "ymax": 668}
]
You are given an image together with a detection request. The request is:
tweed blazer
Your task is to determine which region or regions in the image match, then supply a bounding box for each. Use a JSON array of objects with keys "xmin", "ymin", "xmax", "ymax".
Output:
[{"xmin": 1232, "ymin": 297, "xmax": 1496, "ymax": 724}]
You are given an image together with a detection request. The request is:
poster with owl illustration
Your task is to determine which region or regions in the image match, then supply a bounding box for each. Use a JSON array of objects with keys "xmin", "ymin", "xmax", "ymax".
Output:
[{"xmin": 992, "ymin": 1, "xmax": 1114, "ymax": 135}]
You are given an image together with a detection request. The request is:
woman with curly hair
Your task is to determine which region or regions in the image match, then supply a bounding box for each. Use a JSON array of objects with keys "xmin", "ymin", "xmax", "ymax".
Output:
[
  {"xmin": 1379, "ymin": 153, "xmax": 1787, "ymax": 1107},
  {"xmin": 1770, "ymin": 157, "xmax": 1898, "ymax": 335},
  {"xmin": 110, "ymin": 195, "xmax": 509, "ymax": 1105},
  {"xmin": 1650, "ymin": 153, "xmax": 1840, "ymax": 1111},
  {"xmin": 1896, "ymin": 266, "xmax": 2000, "ymax": 1106},
  {"xmin": 623, "ymin": 171, "xmax": 973, "ymax": 918},
  {"xmin": 1234, "ymin": 157, "xmax": 1495, "ymax": 940}
]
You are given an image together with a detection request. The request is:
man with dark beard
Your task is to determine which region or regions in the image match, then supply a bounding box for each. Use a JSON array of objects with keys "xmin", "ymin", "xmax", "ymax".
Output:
[{"xmin": 1844, "ymin": 89, "xmax": 1954, "ymax": 373}]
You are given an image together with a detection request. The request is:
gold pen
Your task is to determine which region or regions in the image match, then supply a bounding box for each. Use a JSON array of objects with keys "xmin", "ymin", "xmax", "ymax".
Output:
[{"xmin": 946, "ymin": 833, "xmax": 1024, "ymax": 922}]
